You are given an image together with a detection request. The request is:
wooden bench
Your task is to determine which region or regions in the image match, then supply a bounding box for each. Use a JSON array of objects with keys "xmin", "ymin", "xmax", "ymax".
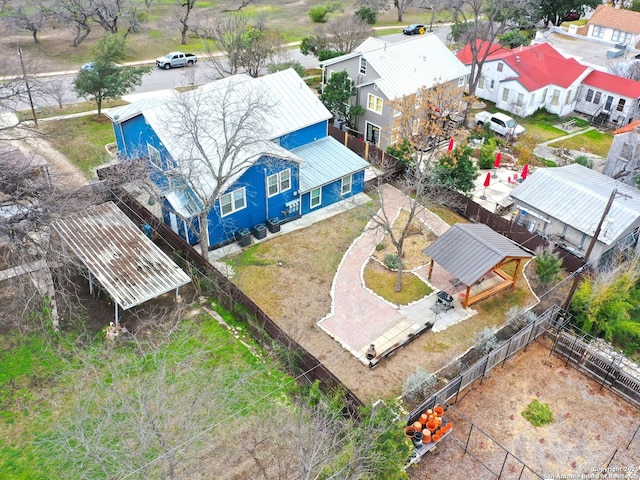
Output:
[{"xmin": 561, "ymin": 119, "xmax": 577, "ymax": 131}]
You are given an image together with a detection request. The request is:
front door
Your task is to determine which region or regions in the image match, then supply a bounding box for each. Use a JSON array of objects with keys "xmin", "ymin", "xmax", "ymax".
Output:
[{"xmin": 365, "ymin": 122, "xmax": 380, "ymax": 145}]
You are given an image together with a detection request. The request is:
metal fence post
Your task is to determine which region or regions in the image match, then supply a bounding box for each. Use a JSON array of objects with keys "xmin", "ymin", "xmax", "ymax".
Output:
[
  {"xmin": 498, "ymin": 451, "xmax": 510, "ymax": 479},
  {"xmin": 464, "ymin": 423, "xmax": 474, "ymax": 454},
  {"xmin": 480, "ymin": 357, "xmax": 490, "ymax": 385},
  {"xmin": 502, "ymin": 337, "xmax": 514, "ymax": 368}
]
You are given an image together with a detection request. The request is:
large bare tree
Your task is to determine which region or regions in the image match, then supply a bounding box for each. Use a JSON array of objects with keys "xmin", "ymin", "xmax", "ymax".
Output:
[
  {"xmin": 152, "ymin": 80, "xmax": 276, "ymax": 256},
  {"xmin": 10, "ymin": 0, "xmax": 52, "ymax": 44}
]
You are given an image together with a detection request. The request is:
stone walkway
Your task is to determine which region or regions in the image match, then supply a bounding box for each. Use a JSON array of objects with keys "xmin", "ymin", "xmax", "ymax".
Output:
[{"xmin": 318, "ymin": 184, "xmax": 477, "ymax": 365}]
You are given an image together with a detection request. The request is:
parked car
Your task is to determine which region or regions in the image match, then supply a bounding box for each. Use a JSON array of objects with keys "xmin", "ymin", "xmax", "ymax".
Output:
[
  {"xmin": 562, "ymin": 10, "xmax": 581, "ymax": 22},
  {"xmin": 475, "ymin": 111, "xmax": 526, "ymax": 139},
  {"xmin": 403, "ymin": 24, "xmax": 426, "ymax": 35},
  {"xmin": 155, "ymin": 52, "xmax": 197, "ymax": 70},
  {"xmin": 80, "ymin": 62, "xmax": 95, "ymax": 71}
]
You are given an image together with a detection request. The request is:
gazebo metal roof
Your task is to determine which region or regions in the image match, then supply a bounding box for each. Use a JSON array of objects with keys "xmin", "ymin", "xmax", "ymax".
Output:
[{"xmin": 52, "ymin": 202, "xmax": 191, "ymax": 322}]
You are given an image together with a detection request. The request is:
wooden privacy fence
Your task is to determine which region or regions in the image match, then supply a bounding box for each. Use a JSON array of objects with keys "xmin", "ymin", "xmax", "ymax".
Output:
[
  {"xmin": 97, "ymin": 181, "xmax": 365, "ymax": 416},
  {"xmin": 552, "ymin": 331, "xmax": 640, "ymax": 408},
  {"xmin": 407, "ymin": 305, "xmax": 564, "ymax": 424}
]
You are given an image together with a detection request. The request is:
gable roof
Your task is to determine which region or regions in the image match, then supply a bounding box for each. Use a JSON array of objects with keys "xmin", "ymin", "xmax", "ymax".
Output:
[
  {"xmin": 292, "ymin": 136, "xmax": 370, "ymax": 192},
  {"xmin": 423, "ymin": 223, "xmax": 532, "ymax": 286},
  {"xmin": 614, "ymin": 118, "xmax": 640, "ymax": 134},
  {"xmin": 325, "ymin": 34, "xmax": 470, "ymax": 100},
  {"xmin": 510, "ymin": 164, "xmax": 640, "ymax": 245},
  {"xmin": 456, "ymin": 41, "xmax": 588, "ymax": 91},
  {"xmin": 582, "ymin": 70, "xmax": 640, "ymax": 98},
  {"xmin": 588, "ymin": 4, "xmax": 640, "ymax": 34},
  {"xmin": 128, "ymin": 69, "xmax": 327, "ymax": 199}
]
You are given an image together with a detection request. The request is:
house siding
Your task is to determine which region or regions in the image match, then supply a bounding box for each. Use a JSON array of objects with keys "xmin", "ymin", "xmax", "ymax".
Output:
[
  {"xmin": 603, "ymin": 129, "xmax": 640, "ymax": 186},
  {"xmin": 300, "ymin": 170, "xmax": 365, "ymax": 215},
  {"xmin": 574, "ymin": 86, "xmax": 640, "ymax": 126},
  {"xmin": 278, "ymin": 121, "xmax": 327, "ymax": 149}
]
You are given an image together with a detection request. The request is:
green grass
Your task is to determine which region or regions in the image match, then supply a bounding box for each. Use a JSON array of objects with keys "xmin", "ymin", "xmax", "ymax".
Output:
[
  {"xmin": 17, "ymin": 99, "xmax": 129, "ymax": 122},
  {"xmin": 363, "ymin": 261, "xmax": 433, "ymax": 306},
  {"xmin": 548, "ymin": 129, "xmax": 614, "ymax": 157},
  {"xmin": 521, "ymin": 399, "xmax": 555, "ymax": 426},
  {"xmin": 43, "ymin": 115, "xmax": 116, "ymax": 178}
]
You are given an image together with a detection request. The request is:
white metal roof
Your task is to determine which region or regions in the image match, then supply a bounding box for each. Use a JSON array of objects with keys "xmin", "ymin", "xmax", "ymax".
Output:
[
  {"xmin": 51, "ymin": 202, "xmax": 191, "ymax": 310},
  {"xmin": 510, "ymin": 164, "xmax": 640, "ymax": 245},
  {"xmin": 292, "ymin": 136, "xmax": 370, "ymax": 192},
  {"xmin": 141, "ymin": 69, "xmax": 324, "ymax": 200},
  {"xmin": 330, "ymin": 34, "xmax": 470, "ymax": 100}
]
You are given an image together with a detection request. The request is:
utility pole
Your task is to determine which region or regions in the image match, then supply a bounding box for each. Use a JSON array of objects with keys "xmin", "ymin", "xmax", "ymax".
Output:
[
  {"xmin": 562, "ymin": 188, "xmax": 619, "ymax": 310},
  {"xmin": 17, "ymin": 44, "xmax": 38, "ymax": 126}
]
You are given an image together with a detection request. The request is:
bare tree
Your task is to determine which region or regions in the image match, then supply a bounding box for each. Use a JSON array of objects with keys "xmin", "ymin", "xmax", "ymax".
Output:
[
  {"xmin": 324, "ymin": 16, "xmax": 373, "ymax": 54},
  {"xmin": 200, "ymin": 13, "xmax": 250, "ymax": 77},
  {"xmin": 238, "ymin": 27, "xmax": 282, "ymax": 78},
  {"xmin": 176, "ymin": 0, "xmax": 196, "ymax": 45},
  {"xmin": 393, "ymin": 0, "xmax": 415, "ymax": 21},
  {"xmin": 609, "ymin": 60, "xmax": 640, "ymax": 82},
  {"xmin": 151, "ymin": 81, "xmax": 276, "ymax": 256},
  {"xmin": 440, "ymin": 0, "xmax": 533, "ymax": 120},
  {"xmin": 36, "ymin": 77, "xmax": 73, "ymax": 108},
  {"xmin": 91, "ymin": 0, "xmax": 144, "ymax": 35},
  {"xmin": 11, "ymin": 0, "xmax": 52, "ymax": 44},
  {"xmin": 51, "ymin": 0, "xmax": 92, "ymax": 46}
]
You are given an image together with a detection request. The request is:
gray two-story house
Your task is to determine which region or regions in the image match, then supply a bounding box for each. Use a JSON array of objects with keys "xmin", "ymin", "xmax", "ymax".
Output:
[{"xmin": 321, "ymin": 34, "xmax": 470, "ymax": 149}]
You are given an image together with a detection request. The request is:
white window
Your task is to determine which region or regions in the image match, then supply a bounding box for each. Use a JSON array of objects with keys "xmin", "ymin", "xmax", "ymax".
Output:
[
  {"xmin": 458, "ymin": 76, "xmax": 465, "ymax": 87},
  {"xmin": 542, "ymin": 88, "xmax": 548, "ymax": 102},
  {"xmin": 478, "ymin": 76, "xmax": 485, "ymax": 90},
  {"xmin": 565, "ymin": 89, "xmax": 571, "ymax": 105},
  {"xmin": 367, "ymin": 94, "xmax": 383, "ymax": 114},
  {"xmin": 617, "ymin": 99, "xmax": 626, "ymax": 112},
  {"xmin": 310, "ymin": 188, "xmax": 321, "ymax": 208},
  {"xmin": 612, "ymin": 30, "xmax": 632, "ymax": 44},
  {"xmin": 341, "ymin": 175, "xmax": 352, "ymax": 195},
  {"xmin": 594, "ymin": 91, "xmax": 602, "ymax": 104},
  {"xmin": 219, "ymin": 187, "xmax": 246, "ymax": 217},
  {"xmin": 489, "ymin": 79, "xmax": 495, "ymax": 90},
  {"xmin": 359, "ymin": 57, "xmax": 367, "ymax": 75},
  {"xmin": 592, "ymin": 25, "xmax": 605, "ymax": 38},
  {"xmin": 586, "ymin": 88, "xmax": 594, "ymax": 102},
  {"xmin": 516, "ymin": 93, "xmax": 524, "ymax": 106},
  {"xmin": 267, "ymin": 169, "xmax": 291, "ymax": 197},
  {"xmin": 529, "ymin": 92, "xmax": 536, "ymax": 105},
  {"xmin": 497, "ymin": 62, "xmax": 504, "ymax": 72},
  {"xmin": 551, "ymin": 89, "xmax": 560, "ymax": 106},
  {"xmin": 147, "ymin": 144, "xmax": 162, "ymax": 169},
  {"xmin": 502, "ymin": 88, "xmax": 510, "ymax": 103}
]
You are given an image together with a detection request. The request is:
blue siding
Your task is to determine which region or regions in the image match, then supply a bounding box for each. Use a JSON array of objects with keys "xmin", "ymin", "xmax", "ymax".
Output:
[
  {"xmin": 162, "ymin": 198, "xmax": 199, "ymax": 245},
  {"xmin": 300, "ymin": 170, "xmax": 365, "ymax": 215},
  {"xmin": 278, "ymin": 121, "xmax": 327, "ymax": 149}
]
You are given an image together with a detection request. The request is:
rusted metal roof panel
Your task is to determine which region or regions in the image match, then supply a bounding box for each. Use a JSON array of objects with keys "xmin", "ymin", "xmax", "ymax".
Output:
[
  {"xmin": 424, "ymin": 223, "xmax": 533, "ymax": 286},
  {"xmin": 52, "ymin": 202, "xmax": 190, "ymax": 310}
]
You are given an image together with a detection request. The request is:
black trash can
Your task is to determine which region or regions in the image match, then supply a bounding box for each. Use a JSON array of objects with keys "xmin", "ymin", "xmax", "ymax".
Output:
[
  {"xmin": 236, "ymin": 228, "xmax": 252, "ymax": 247},
  {"xmin": 266, "ymin": 217, "xmax": 280, "ymax": 233},
  {"xmin": 252, "ymin": 223, "xmax": 267, "ymax": 240}
]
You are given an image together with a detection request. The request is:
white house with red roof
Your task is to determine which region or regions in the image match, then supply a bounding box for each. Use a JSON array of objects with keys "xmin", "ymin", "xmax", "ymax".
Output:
[{"xmin": 457, "ymin": 41, "xmax": 640, "ymax": 126}]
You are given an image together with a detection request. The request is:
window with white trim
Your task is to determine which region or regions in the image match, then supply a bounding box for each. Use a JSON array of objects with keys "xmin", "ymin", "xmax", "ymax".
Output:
[
  {"xmin": 592, "ymin": 25, "xmax": 604, "ymax": 38},
  {"xmin": 551, "ymin": 89, "xmax": 560, "ymax": 106},
  {"xmin": 620, "ymin": 143, "xmax": 632, "ymax": 161},
  {"xmin": 310, "ymin": 188, "xmax": 321, "ymax": 208},
  {"xmin": 458, "ymin": 76, "xmax": 465, "ymax": 87},
  {"xmin": 359, "ymin": 57, "xmax": 367, "ymax": 75},
  {"xmin": 565, "ymin": 89, "xmax": 571, "ymax": 105},
  {"xmin": 219, "ymin": 187, "xmax": 246, "ymax": 216},
  {"xmin": 497, "ymin": 62, "xmax": 504, "ymax": 72},
  {"xmin": 594, "ymin": 91, "xmax": 602, "ymax": 104},
  {"xmin": 367, "ymin": 94, "xmax": 383, "ymax": 114},
  {"xmin": 478, "ymin": 76, "xmax": 485, "ymax": 90},
  {"xmin": 267, "ymin": 169, "xmax": 291, "ymax": 197},
  {"xmin": 612, "ymin": 30, "xmax": 632, "ymax": 44},
  {"xmin": 617, "ymin": 99, "xmax": 626, "ymax": 112},
  {"xmin": 147, "ymin": 144, "xmax": 162, "ymax": 169},
  {"xmin": 341, "ymin": 175, "xmax": 352, "ymax": 195},
  {"xmin": 542, "ymin": 88, "xmax": 548, "ymax": 102},
  {"xmin": 516, "ymin": 93, "xmax": 524, "ymax": 106},
  {"xmin": 529, "ymin": 92, "xmax": 536, "ymax": 105},
  {"xmin": 502, "ymin": 87, "xmax": 510, "ymax": 103},
  {"xmin": 586, "ymin": 89, "xmax": 594, "ymax": 102},
  {"xmin": 489, "ymin": 79, "xmax": 495, "ymax": 90}
]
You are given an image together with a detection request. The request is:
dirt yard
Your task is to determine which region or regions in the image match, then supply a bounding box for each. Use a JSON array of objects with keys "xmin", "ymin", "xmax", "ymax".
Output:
[{"xmin": 408, "ymin": 336, "xmax": 640, "ymax": 479}]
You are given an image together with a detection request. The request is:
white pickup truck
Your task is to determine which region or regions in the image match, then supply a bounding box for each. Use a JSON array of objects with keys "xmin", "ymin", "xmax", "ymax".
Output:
[
  {"xmin": 155, "ymin": 52, "xmax": 197, "ymax": 70},
  {"xmin": 475, "ymin": 111, "xmax": 525, "ymax": 139}
]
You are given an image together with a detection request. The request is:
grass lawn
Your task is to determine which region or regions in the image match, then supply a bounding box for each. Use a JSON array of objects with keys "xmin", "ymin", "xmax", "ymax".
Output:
[
  {"xmin": 17, "ymin": 99, "xmax": 129, "ymax": 122},
  {"xmin": 42, "ymin": 114, "xmax": 116, "ymax": 178},
  {"xmin": 363, "ymin": 260, "xmax": 433, "ymax": 305},
  {"xmin": 0, "ymin": 310, "xmax": 297, "ymax": 478},
  {"xmin": 548, "ymin": 128, "xmax": 614, "ymax": 157}
]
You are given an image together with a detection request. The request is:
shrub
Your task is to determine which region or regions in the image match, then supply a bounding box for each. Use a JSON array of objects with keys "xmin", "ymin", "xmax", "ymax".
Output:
[
  {"xmin": 403, "ymin": 367, "xmax": 437, "ymax": 403},
  {"xmin": 522, "ymin": 399, "xmax": 554, "ymax": 426},
  {"xmin": 610, "ymin": 321, "xmax": 640, "ymax": 355},
  {"xmin": 317, "ymin": 49, "xmax": 345, "ymax": 61},
  {"xmin": 473, "ymin": 326, "xmax": 499, "ymax": 354},
  {"xmin": 386, "ymin": 138, "xmax": 414, "ymax": 166},
  {"xmin": 268, "ymin": 61, "xmax": 306, "ymax": 78},
  {"xmin": 384, "ymin": 253, "xmax": 404, "ymax": 270},
  {"xmin": 308, "ymin": 2, "xmax": 341, "ymax": 23},
  {"xmin": 498, "ymin": 30, "xmax": 529, "ymax": 48},
  {"xmin": 375, "ymin": 243, "xmax": 385, "ymax": 251},
  {"xmin": 478, "ymin": 138, "xmax": 497, "ymax": 169},
  {"xmin": 355, "ymin": 6, "xmax": 377, "ymax": 24},
  {"xmin": 535, "ymin": 248, "xmax": 563, "ymax": 287},
  {"xmin": 573, "ymin": 155, "xmax": 593, "ymax": 169},
  {"xmin": 506, "ymin": 306, "xmax": 536, "ymax": 329}
]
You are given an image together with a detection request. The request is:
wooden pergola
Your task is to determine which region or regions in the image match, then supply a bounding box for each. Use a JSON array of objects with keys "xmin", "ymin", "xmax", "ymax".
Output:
[{"xmin": 424, "ymin": 223, "xmax": 533, "ymax": 308}]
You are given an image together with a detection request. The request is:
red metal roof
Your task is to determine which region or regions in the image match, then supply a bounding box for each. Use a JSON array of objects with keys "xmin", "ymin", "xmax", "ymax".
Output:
[
  {"xmin": 583, "ymin": 70, "xmax": 640, "ymax": 99},
  {"xmin": 456, "ymin": 41, "xmax": 587, "ymax": 90}
]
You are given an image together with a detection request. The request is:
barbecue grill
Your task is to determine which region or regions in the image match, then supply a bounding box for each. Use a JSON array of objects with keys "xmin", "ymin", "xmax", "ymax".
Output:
[{"xmin": 436, "ymin": 291, "xmax": 454, "ymax": 310}]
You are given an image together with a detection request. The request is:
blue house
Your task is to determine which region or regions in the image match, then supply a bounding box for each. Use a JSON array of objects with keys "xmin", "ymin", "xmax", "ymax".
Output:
[{"xmin": 106, "ymin": 69, "xmax": 370, "ymax": 249}]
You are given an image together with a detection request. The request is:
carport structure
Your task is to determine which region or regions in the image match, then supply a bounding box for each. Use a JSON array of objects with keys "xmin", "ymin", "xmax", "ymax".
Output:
[
  {"xmin": 424, "ymin": 223, "xmax": 533, "ymax": 308},
  {"xmin": 52, "ymin": 202, "xmax": 191, "ymax": 324}
]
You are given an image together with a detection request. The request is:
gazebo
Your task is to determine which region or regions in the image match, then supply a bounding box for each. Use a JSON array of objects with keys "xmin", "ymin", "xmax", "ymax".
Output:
[
  {"xmin": 423, "ymin": 223, "xmax": 533, "ymax": 308},
  {"xmin": 52, "ymin": 202, "xmax": 191, "ymax": 324}
]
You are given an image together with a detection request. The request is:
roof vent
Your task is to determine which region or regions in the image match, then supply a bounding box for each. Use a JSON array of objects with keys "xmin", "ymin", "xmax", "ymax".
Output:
[{"xmin": 515, "ymin": 55, "xmax": 520, "ymax": 63}]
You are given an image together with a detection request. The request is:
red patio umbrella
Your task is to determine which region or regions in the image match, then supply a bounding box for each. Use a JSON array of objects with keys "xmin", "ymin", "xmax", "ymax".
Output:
[
  {"xmin": 481, "ymin": 172, "xmax": 490, "ymax": 199},
  {"xmin": 494, "ymin": 152, "xmax": 501, "ymax": 168},
  {"xmin": 447, "ymin": 138, "xmax": 454, "ymax": 151},
  {"xmin": 522, "ymin": 164, "xmax": 529, "ymax": 180}
]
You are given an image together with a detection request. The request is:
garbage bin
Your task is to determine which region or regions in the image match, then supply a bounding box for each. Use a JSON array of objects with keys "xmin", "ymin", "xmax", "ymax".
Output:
[
  {"xmin": 236, "ymin": 228, "xmax": 252, "ymax": 247},
  {"xmin": 252, "ymin": 223, "xmax": 267, "ymax": 240},
  {"xmin": 266, "ymin": 217, "xmax": 280, "ymax": 233}
]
